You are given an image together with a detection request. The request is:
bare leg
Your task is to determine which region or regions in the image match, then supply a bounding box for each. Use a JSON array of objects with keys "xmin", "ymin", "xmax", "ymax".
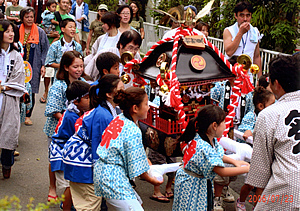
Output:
[
  {"xmin": 44, "ymin": 77, "xmax": 50, "ymax": 99},
  {"xmin": 63, "ymin": 187, "xmax": 72, "ymax": 211},
  {"xmin": 48, "ymin": 164, "xmax": 57, "ymax": 201},
  {"xmin": 151, "ymin": 185, "xmax": 169, "ymax": 202},
  {"xmin": 214, "ymin": 181, "xmax": 226, "ymax": 197},
  {"xmin": 240, "ymin": 184, "xmax": 253, "ymax": 202}
]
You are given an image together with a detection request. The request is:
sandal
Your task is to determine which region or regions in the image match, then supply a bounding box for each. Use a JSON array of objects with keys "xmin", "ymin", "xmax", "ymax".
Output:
[
  {"xmin": 39, "ymin": 96, "xmax": 47, "ymax": 103},
  {"xmin": 47, "ymin": 194, "xmax": 58, "ymax": 202},
  {"xmin": 150, "ymin": 195, "xmax": 170, "ymax": 203},
  {"xmin": 165, "ymin": 191, "xmax": 174, "ymax": 199},
  {"xmin": 24, "ymin": 119, "xmax": 33, "ymax": 126}
]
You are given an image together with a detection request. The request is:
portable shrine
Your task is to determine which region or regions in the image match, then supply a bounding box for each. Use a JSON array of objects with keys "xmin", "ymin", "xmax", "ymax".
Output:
[{"xmin": 122, "ymin": 7, "xmax": 255, "ymax": 157}]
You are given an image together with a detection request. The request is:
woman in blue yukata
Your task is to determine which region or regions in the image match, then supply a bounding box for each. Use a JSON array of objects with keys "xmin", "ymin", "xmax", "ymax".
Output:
[
  {"xmin": 93, "ymin": 87, "xmax": 163, "ymax": 211},
  {"xmin": 63, "ymin": 74, "xmax": 124, "ymax": 211},
  {"xmin": 172, "ymin": 105, "xmax": 250, "ymax": 211}
]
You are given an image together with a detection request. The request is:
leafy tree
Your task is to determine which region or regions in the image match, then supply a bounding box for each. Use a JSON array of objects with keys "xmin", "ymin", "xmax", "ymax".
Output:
[
  {"xmin": 151, "ymin": 0, "xmax": 300, "ymax": 53},
  {"xmin": 85, "ymin": 0, "xmax": 119, "ymax": 12}
]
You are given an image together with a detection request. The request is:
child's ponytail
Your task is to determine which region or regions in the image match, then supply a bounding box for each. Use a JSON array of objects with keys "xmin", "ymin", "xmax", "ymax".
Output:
[{"xmin": 89, "ymin": 74, "xmax": 120, "ymax": 109}]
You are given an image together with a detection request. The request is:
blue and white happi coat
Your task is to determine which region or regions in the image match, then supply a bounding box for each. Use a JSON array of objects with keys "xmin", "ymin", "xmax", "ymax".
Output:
[
  {"xmin": 210, "ymin": 81, "xmax": 254, "ymax": 118},
  {"xmin": 63, "ymin": 104, "xmax": 113, "ymax": 184},
  {"xmin": 93, "ymin": 114, "xmax": 150, "ymax": 200},
  {"xmin": 43, "ymin": 80, "xmax": 68, "ymax": 137},
  {"xmin": 172, "ymin": 134, "xmax": 224, "ymax": 211},
  {"xmin": 49, "ymin": 110, "xmax": 79, "ymax": 172},
  {"xmin": 237, "ymin": 111, "xmax": 257, "ymax": 143}
]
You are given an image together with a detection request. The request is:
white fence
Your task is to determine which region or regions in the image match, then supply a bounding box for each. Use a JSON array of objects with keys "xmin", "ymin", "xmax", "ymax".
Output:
[
  {"xmin": 142, "ymin": 22, "xmax": 290, "ymax": 73},
  {"xmin": 88, "ymin": 12, "xmax": 289, "ymax": 72}
]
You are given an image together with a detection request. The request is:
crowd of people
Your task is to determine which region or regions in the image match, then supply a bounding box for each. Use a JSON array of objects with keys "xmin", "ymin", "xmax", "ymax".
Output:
[{"xmin": 0, "ymin": 0, "xmax": 299, "ymax": 211}]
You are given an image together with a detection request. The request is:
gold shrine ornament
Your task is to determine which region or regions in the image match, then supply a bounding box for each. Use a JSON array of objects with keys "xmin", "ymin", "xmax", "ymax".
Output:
[
  {"xmin": 250, "ymin": 64, "xmax": 260, "ymax": 74},
  {"xmin": 121, "ymin": 51, "xmax": 134, "ymax": 65},
  {"xmin": 160, "ymin": 62, "xmax": 169, "ymax": 79},
  {"xmin": 156, "ymin": 53, "xmax": 168, "ymax": 67},
  {"xmin": 121, "ymin": 73, "xmax": 131, "ymax": 84},
  {"xmin": 190, "ymin": 55, "xmax": 206, "ymax": 71},
  {"xmin": 237, "ymin": 54, "xmax": 252, "ymax": 70},
  {"xmin": 160, "ymin": 84, "xmax": 169, "ymax": 93}
]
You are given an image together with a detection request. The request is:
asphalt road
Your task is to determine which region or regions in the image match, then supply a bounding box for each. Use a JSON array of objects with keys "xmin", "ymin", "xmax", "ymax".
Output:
[{"xmin": 0, "ymin": 82, "xmax": 254, "ymax": 210}]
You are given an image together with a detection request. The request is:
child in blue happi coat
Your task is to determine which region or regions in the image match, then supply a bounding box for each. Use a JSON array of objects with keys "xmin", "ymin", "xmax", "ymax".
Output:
[
  {"xmin": 172, "ymin": 105, "xmax": 250, "ymax": 211},
  {"xmin": 49, "ymin": 80, "xmax": 90, "ymax": 209},
  {"xmin": 63, "ymin": 74, "xmax": 124, "ymax": 210}
]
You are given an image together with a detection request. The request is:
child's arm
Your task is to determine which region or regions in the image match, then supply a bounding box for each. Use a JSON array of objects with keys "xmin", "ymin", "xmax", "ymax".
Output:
[
  {"xmin": 223, "ymin": 155, "xmax": 250, "ymax": 167},
  {"xmin": 139, "ymin": 172, "xmax": 163, "ymax": 186},
  {"xmin": 213, "ymin": 155, "xmax": 250, "ymax": 177},
  {"xmin": 51, "ymin": 19, "xmax": 59, "ymax": 25},
  {"xmin": 48, "ymin": 63, "xmax": 59, "ymax": 69},
  {"xmin": 53, "ymin": 112, "xmax": 62, "ymax": 120},
  {"xmin": 213, "ymin": 165, "xmax": 249, "ymax": 177}
]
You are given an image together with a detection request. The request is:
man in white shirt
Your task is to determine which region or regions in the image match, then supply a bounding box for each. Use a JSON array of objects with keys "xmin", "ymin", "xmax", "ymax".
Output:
[{"xmin": 223, "ymin": 1, "xmax": 262, "ymax": 82}]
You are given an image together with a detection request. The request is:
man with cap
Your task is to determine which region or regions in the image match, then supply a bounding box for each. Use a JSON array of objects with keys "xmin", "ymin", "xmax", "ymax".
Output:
[{"xmin": 86, "ymin": 4, "xmax": 108, "ymax": 55}]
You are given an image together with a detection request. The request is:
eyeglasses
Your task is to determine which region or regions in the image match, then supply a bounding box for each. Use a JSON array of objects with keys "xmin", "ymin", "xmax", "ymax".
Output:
[
  {"xmin": 126, "ymin": 45, "xmax": 139, "ymax": 52},
  {"xmin": 120, "ymin": 12, "xmax": 130, "ymax": 16}
]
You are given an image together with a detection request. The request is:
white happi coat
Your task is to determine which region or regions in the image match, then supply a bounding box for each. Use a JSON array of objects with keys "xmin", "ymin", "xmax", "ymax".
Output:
[
  {"xmin": 246, "ymin": 90, "xmax": 300, "ymax": 210},
  {"xmin": 0, "ymin": 50, "xmax": 25, "ymax": 150}
]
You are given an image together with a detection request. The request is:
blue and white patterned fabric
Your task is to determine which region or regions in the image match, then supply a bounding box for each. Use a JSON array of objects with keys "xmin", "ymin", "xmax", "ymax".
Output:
[
  {"xmin": 172, "ymin": 134, "xmax": 224, "ymax": 211},
  {"xmin": 20, "ymin": 82, "xmax": 32, "ymax": 123},
  {"xmin": 43, "ymin": 78, "xmax": 85, "ymax": 137},
  {"xmin": 49, "ymin": 110, "xmax": 79, "ymax": 172},
  {"xmin": 63, "ymin": 104, "xmax": 113, "ymax": 184},
  {"xmin": 43, "ymin": 80, "xmax": 68, "ymax": 137},
  {"xmin": 41, "ymin": 10, "xmax": 55, "ymax": 28},
  {"xmin": 70, "ymin": 2, "xmax": 90, "ymax": 32},
  {"xmin": 237, "ymin": 111, "xmax": 257, "ymax": 143},
  {"xmin": 45, "ymin": 39, "xmax": 82, "ymax": 79},
  {"xmin": 210, "ymin": 80, "xmax": 254, "ymax": 116},
  {"xmin": 93, "ymin": 113, "xmax": 150, "ymax": 200}
]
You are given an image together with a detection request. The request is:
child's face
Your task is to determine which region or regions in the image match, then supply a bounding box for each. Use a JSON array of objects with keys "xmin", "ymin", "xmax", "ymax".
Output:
[
  {"xmin": 109, "ymin": 63, "xmax": 120, "ymax": 76},
  {"xmin": 258, "ymin": 94, "xmax": 275, "ymax": 112},
  {"xmin": 200, "ymin": 26, "xmax": 209, "ymax": 38},
  {"xmin": 66, "ymin": 58, "xmax": 84, "ymax": 81},
  {"xmin": 62, "ymin": 21, "xmax": 76, "ymax": 38},
  {"xmin": 215, "ymin": 120, "xmax": 226, "ymax": 138},
  {"xmin": 48, "ymin": 3, "xmax": 57, "ymax": 12},
  {"xmin": 75, "ymin": 94, "xmax": 90, "ymax": 114},
  {"xmin": 0, "ymin": 0, "xmax": 4, "ymax": 5},
  {"xmin": 135, "ymin": 94, "xmax": 149, "ymax": 120}
]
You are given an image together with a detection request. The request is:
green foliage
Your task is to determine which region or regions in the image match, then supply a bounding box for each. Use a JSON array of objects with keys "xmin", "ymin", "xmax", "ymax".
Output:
[
  {"xmin": 0, "ymin": 195, "xmax": 63, "ymax": 211},
  {"xmin": 85, "ymin": 0, "xmax": 119, "ymax": 12},
  {"xmin": 151, "ymin": 0, "xmax": 300, "ymax": 53}
]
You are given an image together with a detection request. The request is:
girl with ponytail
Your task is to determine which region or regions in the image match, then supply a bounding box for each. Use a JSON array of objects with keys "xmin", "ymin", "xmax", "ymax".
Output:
[
  {"xmin": 172, "ymin": 104, "xmax": 250, "ymax": 211},
  {"xmin": 63, "ymin": 74, "xmax": 123, "ymax": 210},
  {"xmin": 93, "ymin": 87, "xmax": 163, "ymax": 211}
]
